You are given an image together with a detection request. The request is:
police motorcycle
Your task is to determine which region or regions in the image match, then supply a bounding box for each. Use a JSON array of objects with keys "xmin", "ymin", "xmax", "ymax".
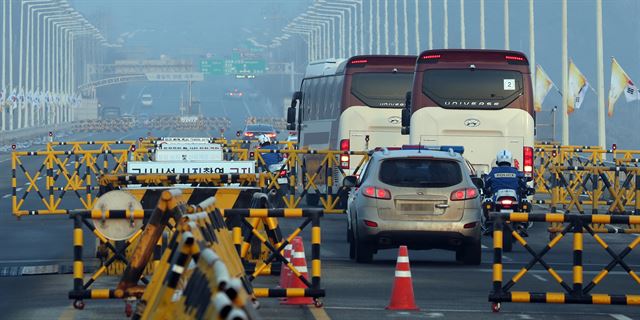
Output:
[
  {"xmin": 256, "ymin": 135, "xmax": 290, "ymax": 208},
  {"xmin": 480, "ymin": 150, "xmax": 535, "ymax": 252}
]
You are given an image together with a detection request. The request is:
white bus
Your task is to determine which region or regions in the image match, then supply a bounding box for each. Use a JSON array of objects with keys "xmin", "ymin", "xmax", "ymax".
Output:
[
  {"xmin": 402, "ymin": 49, "xmax": 535, "ymax": 177},
  {"xmin": 287, "ymin": 55, "xmax": 416, "ymax": 205}
]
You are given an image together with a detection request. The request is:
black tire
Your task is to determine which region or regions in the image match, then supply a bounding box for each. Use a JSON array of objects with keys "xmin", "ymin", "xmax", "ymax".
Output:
[
  {"xmin": 306, "ymin": 193, "xmax": 320, "ymax": 207},
  {"xmin": 354, "ymin": 228, "xmax": 374, "ymax": 263},
  {"xmin": 347, "ymin": 221, "xmax": 355, "ymax": 260},
  {"xmin": 503, "ymin": 230, "xmax": 513, "ymax": 252},
  {"xmin": 456, "ymin": 240, "xmax": 482, "ymax": 265}
]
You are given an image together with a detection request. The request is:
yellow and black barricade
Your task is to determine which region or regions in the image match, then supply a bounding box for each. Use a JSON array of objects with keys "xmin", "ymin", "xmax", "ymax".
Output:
[
  {"xmin": 489, "ymin": 212, "xmax": 640, "ymax": 312},
  {"xmin": 224, "ymin": 208, "xmax": 325, "ymax": 303},
  {"xmin": 68, "ymin": 209, "xmax": 156, "ymax": 309}
]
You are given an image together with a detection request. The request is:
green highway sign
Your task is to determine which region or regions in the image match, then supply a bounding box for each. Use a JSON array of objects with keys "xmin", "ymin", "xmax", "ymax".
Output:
[
  {"xmin": 200, "ymin": 59, "xmax": 266, "ymax": 76},
  {"xmin": 200, "ymin": 59, "xmax": 224, "ymax": 75}
]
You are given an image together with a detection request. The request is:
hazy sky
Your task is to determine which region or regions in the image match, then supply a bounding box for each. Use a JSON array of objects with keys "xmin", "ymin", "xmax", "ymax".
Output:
[{"xmin": 71, "ymin": 0, "xmax": 640, "ymax": 147}]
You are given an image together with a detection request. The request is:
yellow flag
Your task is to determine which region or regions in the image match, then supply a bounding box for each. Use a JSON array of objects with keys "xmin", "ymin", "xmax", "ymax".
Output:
[
  {"xmin": 534, "ymin": 64, "xmax": 555, "ymax": 112},
  {"xmin": 567, "ymin": 60, "xmax": 589, "ymax": 114},
  {"xmin": 608, "ymin": 57, "xmax": 639, "ymax": 117}
]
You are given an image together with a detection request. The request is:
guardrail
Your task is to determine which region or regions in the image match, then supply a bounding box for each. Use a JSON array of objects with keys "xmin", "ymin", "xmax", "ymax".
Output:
[{"xmin": 489, "ymin": 212, "xmax": 640, "ymax": 312}]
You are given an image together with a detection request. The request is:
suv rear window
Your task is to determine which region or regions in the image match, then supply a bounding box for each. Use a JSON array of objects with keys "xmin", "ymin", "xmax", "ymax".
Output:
[
  {"xmin": 350, "ymin": 72, "xmax": 413, "ymax": 108},
  {"xmin": 246, "ymin": 124, "xmax": 274, "ymax": 132},
  {"xmin": 422, "ymin": 69, "xmax": 523, "ymax": 110},
  {"xmin": 379, "ymin": 158, "xmax": 462, "ymax": 188}
]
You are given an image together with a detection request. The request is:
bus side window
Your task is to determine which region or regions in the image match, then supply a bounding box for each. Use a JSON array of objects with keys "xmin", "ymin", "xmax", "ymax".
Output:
[
  {"xmin": 333, "ymin": 76, "xmax": 344, "ymax": 118},
  {"xmin": 302, "ymin": 80, "xmax": 312, "ymax": 121},
  {"xmin": 316, "ymin": 77, "xmax": 326, "ymax": 120}
]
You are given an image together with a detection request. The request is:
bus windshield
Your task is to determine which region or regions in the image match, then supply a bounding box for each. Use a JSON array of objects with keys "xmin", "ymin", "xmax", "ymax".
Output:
[
  {"xmin": 351, "ymin": 72, "xmax": 413, "ymax": 108},
  {"xmin": 422, "ymin": 69, "xmax": 523, "ymax": 110}
]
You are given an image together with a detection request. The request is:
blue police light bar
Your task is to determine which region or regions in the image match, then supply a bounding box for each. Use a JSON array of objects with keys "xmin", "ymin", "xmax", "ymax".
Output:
[{"xmin": 401, "ymin": 145, "xmax": 465, "ymax": 154}]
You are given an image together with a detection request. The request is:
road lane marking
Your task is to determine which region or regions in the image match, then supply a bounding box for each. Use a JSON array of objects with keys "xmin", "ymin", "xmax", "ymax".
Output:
[
  {"xmin": 16, "ymin": 187, "xmax": 23, "ymax": 192},
  {"xmin": 532, "ymin": 274, "xmax": 548, "ymax": 282},
  {"xmin": 481, "ymin": 244, "xmax": 488, "ymax": 249},
  {"xmin": 502, "ymin": 255, "xmax": 513, "ymax": 262},
  {"xmin": 58, "ymin": 306, "xmax": 76, "ymax": 320},
  {"xmin": 2, "ymin": 194, "xmax": 10, "ymax": 199},
  {"xmin": 517, "ymin": 315, "xmax": 533, "ymax": 320},
  {"xmin": 308, "ymin": 306, "xmax": 331, "ymax": 320},
  {"xmin": 325, "ymin": 306, "xmax": 623, "ymax": 317},
  {"xmin": 610, "ymin": 315, "xmax": 633, "ymax": 320}
]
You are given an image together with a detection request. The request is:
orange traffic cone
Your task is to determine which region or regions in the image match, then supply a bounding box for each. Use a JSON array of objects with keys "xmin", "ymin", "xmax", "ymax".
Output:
[
  {"xmin": 386, "ymin": 245, "xmax": 419, "ymax": 310},
  {"xmin": 278, "ymin": 243, "xmax": 293, "ymax": 289},
  {"xmin": 281, "ymin": 237, "xmax": 313, "ymax": 305}
]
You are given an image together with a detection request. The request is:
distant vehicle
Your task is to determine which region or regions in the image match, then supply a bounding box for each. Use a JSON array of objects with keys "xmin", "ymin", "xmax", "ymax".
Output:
[
  {"xmin": 224, "ymin": 89, "xmax": 244, "ymax": 99},
  {"xmin": 122, "ymin": 113, "xmax": 135, "ymax": 122},
  {"xmin": 141, "ymin": 94, "xmax": 153, "ymax": 107},
  {"xmin": 344, "ymin": 145, "xmax": 482, "ymax": 264},
  {"xmin": 100, "ymin": 106, "xmax": 120, "ymax": 119},
  {"xmin": 242, "ymin": 124, "xmax": 277, "ymax": 139},
  {"xmin": 403, "ymin": 49, "xmax": 534, "ymax": 176}
]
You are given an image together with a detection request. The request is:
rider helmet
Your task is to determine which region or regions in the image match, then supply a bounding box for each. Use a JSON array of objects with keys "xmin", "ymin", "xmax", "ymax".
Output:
[{"xmin": 496, "ymin": 149, "xmax": 513, "ymax": 166}]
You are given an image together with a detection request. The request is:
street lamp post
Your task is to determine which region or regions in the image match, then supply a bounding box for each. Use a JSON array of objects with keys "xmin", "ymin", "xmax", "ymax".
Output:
[
  {"xmin": 309, "ymin": 9, "xmax": 345, "ymax": 57},
  {"xmin": 315, "ymin": 4, "xmax": 351, "ymax": 56},
  {"xmin": 300, "ymin": 13, "xmax": 333, "ymax": 58}
]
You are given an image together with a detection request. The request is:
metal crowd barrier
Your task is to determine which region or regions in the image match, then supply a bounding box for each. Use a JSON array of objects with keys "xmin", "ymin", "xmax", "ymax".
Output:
[
  {"xmin": 68, "ymin": 208, "xmax": 159, "ymax": 309},
  {"xmin": 489, "ymin": 212, "xmax": 640, "ymax": 312},
  {"xmin": 11, "ymin": 140, "xmax": 369, "ymax": 215},
  {"xmin": 224, "ymin": 208, "xmax": 325, "ymax": 305},
  {"xmin": 131, "ymin": 193, "xmax": 259, "ymax": 319}
]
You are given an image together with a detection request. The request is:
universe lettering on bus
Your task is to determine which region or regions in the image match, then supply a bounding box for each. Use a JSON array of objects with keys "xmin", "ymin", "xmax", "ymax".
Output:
[{"xmin": 442, "ymin": 101, "xmax": 501, "ymax": 107}]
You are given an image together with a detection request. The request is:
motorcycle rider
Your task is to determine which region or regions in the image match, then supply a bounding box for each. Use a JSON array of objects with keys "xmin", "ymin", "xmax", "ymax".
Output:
[
  {"xmin": 257, "ymin": 134, "xmax": 283, "ymax": 168},
  {"xmin": 482, "ymin": 149, "xmax": 528, "ymax": 234}
]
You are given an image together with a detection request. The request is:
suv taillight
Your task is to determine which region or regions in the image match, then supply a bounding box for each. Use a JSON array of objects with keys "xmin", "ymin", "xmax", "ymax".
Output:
[
  {"xmin": 362, "ymin": 186, "xmax": 391, "ymax": 200},
  {"xmin": 340, "ymin": 139, "xmax": 350, "ymax": 169},
  {"xmin": 523, "ymin": 146, "xmax": 533, "ymax": 177},
  {"xmin": 450, "ymin": 187, "xmax": 478, "ymax": 201}
]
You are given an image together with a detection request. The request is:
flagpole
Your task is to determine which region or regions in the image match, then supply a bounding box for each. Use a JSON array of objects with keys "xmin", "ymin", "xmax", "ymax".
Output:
[
  {"xmin": 444, "ymin": 0, "xmax": 448, "ymax": 49},
  {"xmin": 596, "ymin": 0, "xmax": 605, "ymax": 150},
  {"xmin": 480, "ymin": 0, "xmax": 485, "ymax": 49},
  {"xmin": 529, "ymin": 0, "xmax": 535, "ymax": 91},
  {"xmin": 460, "ymin": 0, "xmax": 465, "ymax": 49},
  {"xmin": 428, "ymin": 0, "xmax": 433, "ymax": 50},
  {"xmin": 562, "ymin": 0, "xmax": 569, "ymax": 145},
  {"xmin": 504, "ymin": 0, "xmax": 509, "ymax": 50}
]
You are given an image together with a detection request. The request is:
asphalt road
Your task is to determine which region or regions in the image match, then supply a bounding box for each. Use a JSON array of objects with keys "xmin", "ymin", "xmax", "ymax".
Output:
[{"xmin": 1, "ymin": 128, "xmax": 640, "ymax": 320}]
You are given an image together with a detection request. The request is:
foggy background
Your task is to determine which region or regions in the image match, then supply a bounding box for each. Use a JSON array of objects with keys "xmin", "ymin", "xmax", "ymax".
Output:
[{"xmin": 68, "ymin": 0, "xmax": 640, "ymax": 147}]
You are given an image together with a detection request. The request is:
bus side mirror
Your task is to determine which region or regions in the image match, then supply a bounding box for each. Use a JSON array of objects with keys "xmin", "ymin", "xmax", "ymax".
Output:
[
  {"xmin": 401, "ymin": 107, "xmax": 410, "ymax": 135},
  {"xmin": 401, "ymin": 91, "xmax": 411, "ymax": 135},
  {"xmin": 286, "ymin": 107, "xmax": 296, "ymax": 130},
  {"xmin": 291, "ymin": 91, "xmax": 302, "ymax": 107}
]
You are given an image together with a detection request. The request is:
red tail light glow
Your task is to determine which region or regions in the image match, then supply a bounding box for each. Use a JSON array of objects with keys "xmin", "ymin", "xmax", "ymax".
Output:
[
  {"xmin": 450, "ymin": 187, "xmax": 478, "ymax": 201},
  {"xmin": 523, "ymin": 146, "xmax": 534, "ymax": 177},
  {"xmin": 266, "ymin": 133, "xmax": 276, "ymax": 138},
  {"xmin": 463, "ymin": 222, "xmax": 478, "ymax": 229},
  {"xmin": 362, "ymin": 186, "xmax": 391, "ymax": 200},
  {"xmin": 350, "ymin": 59, "xmax": 368, "ymax": 64},
  {"xmin": 421, "ymin": 54, "xmax": 441, "ymax": 60},
  {"xmin": 279, "ymin": 170, "xmax": 287, "ymax": 177},
  {"xmin": 244, "ymin": 132, "xmax": 254, "ymax": 137},
  {"xmin": 364, "ymin": 220, "xmax": 378, "ymax": 228},
  {"xmin": 505, "ymin": 55, "xmax": 524, "ymax": 61},
  {"xmin": 498, "ymin": 198, "xmax": 515, "ymax": 209},
  {"xmin": 340, "ymin": 139, "xmax": 350, "ymax": 169},
  {"xmin": 340, "ymin": 139, "xmax": 350, "ymax": 151}
]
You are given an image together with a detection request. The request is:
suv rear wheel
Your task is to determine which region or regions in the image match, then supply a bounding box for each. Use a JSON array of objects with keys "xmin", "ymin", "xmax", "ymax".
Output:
[
  {"xmin": 456, "ymin": 239, "xmax": 481, "ymax": 265},
  {"xmin": 354, "ymin": 228, "xmax": 374, "ymax": 263}
]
